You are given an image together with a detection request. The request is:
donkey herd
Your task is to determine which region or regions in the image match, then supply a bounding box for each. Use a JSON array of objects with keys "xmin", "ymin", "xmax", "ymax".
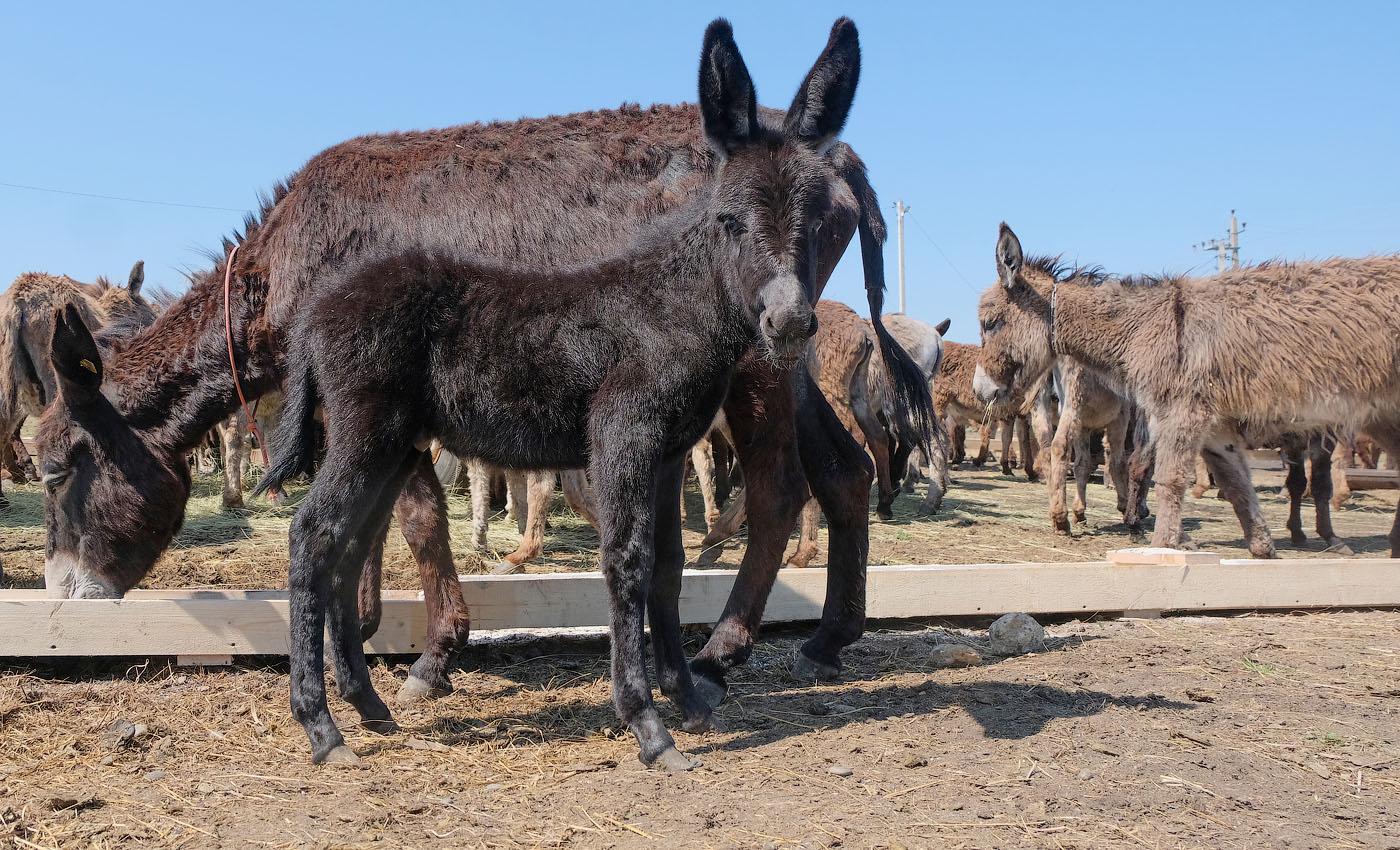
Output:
[{"xmin": 5, "ymin": 17, "xmax": 1399, "ymax": 770}]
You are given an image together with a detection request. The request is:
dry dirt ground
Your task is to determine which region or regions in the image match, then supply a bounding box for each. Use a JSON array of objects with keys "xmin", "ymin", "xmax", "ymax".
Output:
[
  {"xmin": 1, "ymin": 613, "xmax": 1398, "ymax": 849},
  {"xmin": 2, "ymin": 444, "xmax": 1399, "ymax": 848}
]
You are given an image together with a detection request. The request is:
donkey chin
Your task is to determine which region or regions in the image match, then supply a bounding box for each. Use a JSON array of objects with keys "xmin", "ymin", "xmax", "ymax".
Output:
[{"xmin": 44, "ymin": 551, "xmax": 121, "ymax": 599}]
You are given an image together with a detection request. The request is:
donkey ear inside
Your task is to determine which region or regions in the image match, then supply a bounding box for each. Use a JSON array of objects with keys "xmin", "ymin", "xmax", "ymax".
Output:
[
  {"xmin": 50, "ymin": 304, "xmax": 104, "ymax": 397},
  {"xmin": 997, "ymin": 223, "xmax": 1024, "ymax": 291},
  {"xmin": 935, "ymin": 318, "xmax": 952, "ymax": 336},
  {"xmin": 126, "ymin": 260, "xmax": 144, "ymax": 296},
  {"xmin": 698, "ymin": 18, "xmax": 759, "ymax": 156},
  {"xmin": 783, "ymin": 17, "xmax": 860, "ymax": 154}
]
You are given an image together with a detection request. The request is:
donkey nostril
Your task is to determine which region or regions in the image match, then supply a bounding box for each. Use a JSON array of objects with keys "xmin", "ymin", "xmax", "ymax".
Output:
[
  {"xmin": 761, "ymin": 314, "xmax": 778, "ymax": 336},
  {"xmin": 806, "ymin": 314, "xmax": 819, "ymax": 338}
]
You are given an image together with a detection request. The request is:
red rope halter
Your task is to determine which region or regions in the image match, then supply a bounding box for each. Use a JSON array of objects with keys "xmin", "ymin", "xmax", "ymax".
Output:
[{"xmin": 222, "ymin": 244, "xmax": 269, "ymax": 468}]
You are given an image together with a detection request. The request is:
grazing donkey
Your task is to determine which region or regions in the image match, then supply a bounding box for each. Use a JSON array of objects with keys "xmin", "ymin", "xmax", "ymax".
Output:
[
  {"xmin": 246, "ymin": 18, "xmax": 843, "ymax": 769},
  {"xmin": 37, "ymin": 17, "xmax": 925, "ymax": 705},
  {"xmin": 0, "ymin": 263, "xmax": 153, "ymax": 509},
  {"xmin": 973, "ymin": 223, "xmax": 1400, "ymax": 557}
]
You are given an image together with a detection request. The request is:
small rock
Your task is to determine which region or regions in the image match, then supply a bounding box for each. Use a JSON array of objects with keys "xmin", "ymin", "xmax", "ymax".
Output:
[
  {"xmin": 928, "ymin": 644, "xmax": 983, "ymax": 668},
  {"xmin": 827, "ymin": 703, "xmax": 860, "ymax": 714},
  {"xmin": 403, "ymin": 737, "xmax": 451, "ymax": 753},
  {"xmin": 903, "ymin": 756, "xmax": 928, "ymax": 769},
  {"xmin": 132, "ymin": 724, "xmax": 148, "ymax": 738},
  {"xmin": 1077, "ymin": 769, "xmax": 1095, "ymax": 780},
  {"xmin": 483, "ymin": 783, "xmax": 504, "ymax": 793},
  {"xmin": 807, "ymin": 701, "xmax": 831, "ymax": 717},
  {"xmin": 99, "ymin": 719, "xmax": 138, "ymax": 750},
  {"xmin": 988, "ymin": 613, "xmax": 1045, "ymax": 655},
  {"xmin": 1185, "ymin": 688, "xmax": 1217, "ymax": 703},
  {"xmin": 1308, "ymin": 762, "xmax": 1332, "ymax": 779},
  {"xmin": 99, "ymin": 755, "xmax": 116, "ymax": 767},
  {"xmin": 143, "ymin": 769, "xmax": 166, "ymax": 782},
  {"xmin": 827, "ymin": 765, "xmax": 854, "ymax": 777}
]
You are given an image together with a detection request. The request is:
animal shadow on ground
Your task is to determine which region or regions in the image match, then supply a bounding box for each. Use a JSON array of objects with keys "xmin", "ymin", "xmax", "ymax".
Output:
[{"xmin": 0, "ymin": 487, "xmax": 44, "ymax": 529}]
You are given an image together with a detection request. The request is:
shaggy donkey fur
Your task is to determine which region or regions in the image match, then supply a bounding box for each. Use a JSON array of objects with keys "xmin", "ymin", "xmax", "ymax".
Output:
[
  {"xmin": 248, "ymin": 17, "xmax": 846, "ymax": 768},
  {"xmin": 974, "ymin": 223, "xmax": 1400, "ymax": 557}
]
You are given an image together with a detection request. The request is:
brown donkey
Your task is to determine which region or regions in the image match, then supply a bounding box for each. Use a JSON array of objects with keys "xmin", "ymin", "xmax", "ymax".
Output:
[
  {"xmin": 974, "ymin": 223, "xmax": 1400, "ymax": 557},
  {"xmin": 36, "ymin": 18, "xmax": 930, "ymax": 705},
  {"xmin": 0, "ymin": 263, "xmax": 154, "ymax": 509}
]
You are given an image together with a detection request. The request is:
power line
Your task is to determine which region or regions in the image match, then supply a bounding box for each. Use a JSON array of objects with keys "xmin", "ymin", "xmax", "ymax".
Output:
[
  {"xmin": 906, "ymin": 211, "xmax": 980, "ymax": 294},
  {"xmin": 0, "ymin": 180, "xmax": 245, "ymax": 214}
]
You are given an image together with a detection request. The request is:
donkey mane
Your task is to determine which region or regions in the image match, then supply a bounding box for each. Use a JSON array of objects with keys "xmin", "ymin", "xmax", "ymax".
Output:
[{"xmin": 1025, "ymin": 254, "xmax": 1110, "ymax": 286}]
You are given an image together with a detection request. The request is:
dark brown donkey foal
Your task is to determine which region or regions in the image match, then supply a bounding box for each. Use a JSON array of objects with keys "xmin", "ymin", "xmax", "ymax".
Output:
[{"xmin": 254, "ymin": 18, "xmax": 853, "ymax": 768}]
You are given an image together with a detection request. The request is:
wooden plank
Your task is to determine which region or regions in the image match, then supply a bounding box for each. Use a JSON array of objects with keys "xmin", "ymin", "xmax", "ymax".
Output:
[
  {"xmin": 1248, "ymin": 448, "xmax": 1283, "ymax": 471},
  {"xmin": 1109, "ymin": 547, "xmax": 1221, "ymax": 566},
  {"xmin": 2, "ymin": 559, "xmax": 1398, "ymax": 657},
  {"xmin": 1345, "ymin": 468, "xmax": 1400, "ymax": 490},
  {"xmin": 176, "ymin": 654, "xmax": 233, "ymax": 667}
]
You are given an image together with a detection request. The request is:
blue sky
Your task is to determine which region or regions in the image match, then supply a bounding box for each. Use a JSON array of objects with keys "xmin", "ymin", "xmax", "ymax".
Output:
[{"xmin": 3, "ymin": 2, "xmax": 1397, "ymax": 343}]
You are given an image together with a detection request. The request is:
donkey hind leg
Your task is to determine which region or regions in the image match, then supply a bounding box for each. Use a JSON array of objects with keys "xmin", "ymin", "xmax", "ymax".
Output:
[
  {"xmin": 649, "ymin": 458, "xmax": 716, "ymax": 737},
  {"xmin": 690, "ymin": 438, "xmax": 721, "ymax": 532},
  {"xmin": 591, "ymin": 443, "xmax": 692, "ymax": 770},
  {"xmin": 1280, "ymin": 435, "xmax": 1309, "ymax": 545},
  {"xmin": 1020, "ymin": 416, "xmax": 1040, "ymax": 483},
  {"xmin": 1201, "ymin": 438, "xmax": 1277, "ymax": 558},
  {"xmin": 498, "ymin": 469, "xmax": 554, "ymax": 572},
  {"xmin": 1363, "ymin": 424, "xmax": 1400, "ymax": 556},
  {"xmin": 791, "ymin": 366, "xmax": 872, "ymax": 681},
  {"xmin": 219, "ymin": 411, "xmax": 247, "ymax": 510},
  {"xmin": 397, "ymin": 453, "xmax": 472, "ymax": 704},
  {"xmin": 785, "ymin": 498, "xmax": 822, "ymax": 568},
  {"xmin": 690, "ymin": 361, "xmax": 811, "ymax": 700},
  {"xmin": 1190, "ymin": 452, "xmax": 1212, "ymax": 499},
  {"xmin": 506, "ymin": 470, "xmax": 528, "ymax": 534},
  {"xmin": 851, "ymin": 391, "xmax": 895, "ymax": 521},
  {"xmin": 1105, "ymin": 411, "xmax": 1132, "ymax": 516},
  {"xmin": 695, "ymin": 489, "xmax": 747, "ymax": 566},
  {"xmin": 1071, "ymin": 430, "xmax": 1091, "ymax": 524},
  {"xmin": 559, "ymin": 470, "xmax": 599, "ymax": 528},
  {"xmin": 1147, "ymin": 420, "xmax": 1208, "ymax": 551},
  {"xmin": 467, "ymin": 459, "xmax": 491, "ymax": 549},
  {"xmin": 1307, "ymin": 433, "xmax": 1349, "ymax": 553},
  {"xmin": 917, "ymin": 416, "xmax": 950, "ymax": 516},
  {"xmin": 288, "ymin": 436, "xmax": 409, "ymax": 764},
  {"xmin": 999, "ymin": 419, "xmax": 1015, "ymax": 475},
  {"xmin": 1330, "ymin": 433, "xmax": 1354, "ymax": 510},
  {"xmin": 1046, "ymin": 413, "xmax": 1075, "ymax": 535}
]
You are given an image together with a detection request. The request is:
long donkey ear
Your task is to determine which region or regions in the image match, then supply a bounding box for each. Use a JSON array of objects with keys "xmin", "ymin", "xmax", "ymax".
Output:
[
  {"xmin": 997, "ymin": 223, "xmax": 1025, "ymax": 291},
  {"xmin": 51, "ymin": 304, "xmax": 104, "ymax": 401},
  {"xmin": 699, "ymin": 18, "xmax": 758, "ymax": 156},
  {"xmin": 783, "ymin": 18, "xmax": 860, "ymax": 153},
  {"xmin": 126, "ymin": 260, "xmax": 144, "ymax": 296},
  {"xmin": 935, "ymin": 318, "xmax": 952, "ymax": 336}
]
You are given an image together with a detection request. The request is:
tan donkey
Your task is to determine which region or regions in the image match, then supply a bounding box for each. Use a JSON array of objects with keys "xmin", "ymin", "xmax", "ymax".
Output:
[{"xmin": 973, "ymin": 223, "xmax": 1400, "ymax": 557}]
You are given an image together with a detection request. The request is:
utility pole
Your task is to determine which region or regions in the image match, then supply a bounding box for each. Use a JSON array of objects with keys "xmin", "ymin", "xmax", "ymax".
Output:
[
  {"xmin": 894, "ymin": 200, "xmax": 908, "ymax": 313},
  {"xmin": 1194, "ymin": 209, "xmax": 1246, "ymax": 274}
]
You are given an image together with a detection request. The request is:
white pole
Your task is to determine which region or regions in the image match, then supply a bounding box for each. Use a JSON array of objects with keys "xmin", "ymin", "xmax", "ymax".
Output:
[{"xmin": 894, "ymin": 200, "xmax": 908, "ymax": 314}]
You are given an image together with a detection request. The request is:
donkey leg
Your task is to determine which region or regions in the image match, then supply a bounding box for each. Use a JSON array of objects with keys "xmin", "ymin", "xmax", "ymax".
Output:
[
  {"xmin": 289, "ymin": 441, "xmax": 403, "ymax": 764},
  {"xmin": 1106, "ymin": 413, "xmax": 1131, "ymax": 515},
  {"xmin": 1308, "ymin": 434, "xmax": 1349, "ymax": 553},
  {"xmin": 220, "ymin": 411, "xmax": 246, "ymax": 510},
  {"xmin": 1020, "ymin": 416, "xmax": 1040, "ymax": 483},
  {"xmin": 397, "ymin": 454, "xmax": 472, "ymax": 704},
  {"xmin": 1000, "ymin": 419, "xmax": 1015, "ymax": 475},
  {"xmin": 852, "ymin": 393, "xmax": 895, "ymax": 520},
  {"xmin": 951, "ymin": 420, "xmax": 968, "ymax": 466},
  {"xmin": 695, "ymin": 489, "xmax": 747, "ymax": 566},
  {"xmin": 1147, "ymin": 424, "xmax": 1202, "ymax": 550},
  {"xmin": 1046, "ymin": 418, "xmax": 1074, "ymax": 534},
  {"xmin": 917, "ymin": 418, "xmax": 950, "ymax": 516},
  {"xmin": 506, "ymin": 470, "xmax": 528, "ymax": 534},
  {"xmin": 690, "ymin": 362, "xmax": 810, "ymax": 700},
  {"xmin": 690, "ymin": 439, "xmax": 720, "ymax": 532},
  {"xmin": 1280, "ymin": 436, "xmax": 1308, "ymax": 545},
  {"xmin": 560, "ymin": 470, "xmax": 599, "ymax": 528},
  {"xmin": 1367, "ymin": 425, "xmax": 1400, "ymax": 555},
  {"xmin": 1202, "ymin": 440, "xmax": 1277, "ymax": 558},
  {"xmin": 1072, "ymin": 431, "xmax": 1091, "ymax": 524},
  {"xmin": 467, "ymin": 459, "xmax": 491, "ymax": 549},
  {"xmin": 1330, "ymin": 434, "xmax": 1354, "ymax": 510},
  {"xmin": 356, "ymin": 533, "xmax": 385, "ymax": 642},
  {"xmin": 591, "ymin": 441, "xmax": 691, "ymax": 770},
  {"xmin": 499, "ymin": 470, "xmax": 553, "ymax": 571},
  {"xmin": 785, "ymin": 498, "xmax": 822, "ymax": 568},
  {"xmin": 649, "ymin": 458, "xmax": 715, "ymax": 734},
  {"xmin": 791, "ymin": 367, "xmax": 873, "ymax": 681}
]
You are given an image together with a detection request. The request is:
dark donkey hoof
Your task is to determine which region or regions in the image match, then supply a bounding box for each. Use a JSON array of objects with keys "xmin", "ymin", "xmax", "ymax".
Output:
[
  {"xmin": 791, "ymin": 650, "xmax": 840, "ymax": 682},
  {"xmin": 689, "ymin": 666, "xmax": 729, "ymax": 710},
  {"xmin": 650, "ymin": 747, "xmax": 701, "ymax": 772},
  {"xmin": 397, "ymin": 674, "xmax": 454, "ymax": 705}
]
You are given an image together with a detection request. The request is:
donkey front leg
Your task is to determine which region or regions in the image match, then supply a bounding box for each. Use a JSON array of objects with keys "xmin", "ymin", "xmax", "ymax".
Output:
[
  {"xmin": 1280, "ymin": 435, "xmax": 1309, "ymax": 545},
  {"xmin": 396, "ymin": 454, "xmax": 472, "ymax": 703},
  {"xmin": 1307, "ymin": 433, "xmax": 1349, "ymax": 553},
  {"xmin": 785, "ymin": 498, "xmax": 822, "ymax": 568},
  {"xmin": 1071, "ymin": 430, "xmax": 1091, "ymax": 524},
  {"xmin": 690, "ymin": 438, "xmax": 721, "ymax": 532},
  {"xmin": 649, "ymin": 458, "xmax": 717, "ymax": 735},
  {"xmin": 591, "ymin": 443, "xmax": 693, "ymax": 770},
  {"xmin": 1046, "ymin": 418, "xmax": 1075, "ymax": 534},
  {"xmin": 1201, "ymin": 438, "xmax": 1277, "ymax": 558},
  {"xmin": 218, "ymin": 411, "xmax": 247, "ymax": 509},
  {"xmin": 498, "ymin": 469, "xmax": 554, "ymax": 572},
  {"xmin": 467, "ymin": 459, "xmax": 491, "ymax": 549},
  {"xmin": 1147, "ymin": 423, "xmax": 1205, "ymax": 551},
  {"xmin": 691, "ymin": 360, "xmax": 810, "ymax": 700}
]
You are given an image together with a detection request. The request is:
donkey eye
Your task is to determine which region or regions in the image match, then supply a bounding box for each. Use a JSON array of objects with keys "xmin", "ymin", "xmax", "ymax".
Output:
[
  {"xmin": 41, "ymin": 468, "xmax": 69, "ymax": 489},
  {"xmin": 982, "ymin": 318, "xmax": 999, "ymax": 333},
  {"xmin": 717, "ymin": 214, "xmax": 745, "ymax": 237}
]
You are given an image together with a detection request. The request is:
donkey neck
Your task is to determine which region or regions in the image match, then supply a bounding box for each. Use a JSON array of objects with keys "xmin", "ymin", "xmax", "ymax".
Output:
[
  {"xmin": 1050, "ymin": 277, "xmax": 1175, "ymax": 386},
  {"xmin": 104, "ymin": 267, "xmax": 278, "ymax": 454}
]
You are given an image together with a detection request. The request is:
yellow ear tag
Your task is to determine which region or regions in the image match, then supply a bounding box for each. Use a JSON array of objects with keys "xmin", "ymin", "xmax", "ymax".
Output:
[{"xmin": 79, "ymin": 358, "xmax": 97, "ymax": 375}]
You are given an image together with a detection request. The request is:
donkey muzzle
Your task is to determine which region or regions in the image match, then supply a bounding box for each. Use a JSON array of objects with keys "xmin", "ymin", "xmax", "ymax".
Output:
[{"xmin": 972, "ymin": 363, "xmax": 1008, "ymax": 405}]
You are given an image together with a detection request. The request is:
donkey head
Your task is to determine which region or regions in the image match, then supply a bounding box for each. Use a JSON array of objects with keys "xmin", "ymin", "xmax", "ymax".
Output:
[
  {"xmin": 973, "ymin": 223, "xmax": 1060, "ymax": 405},
  {"xmin": 36, "ymin": 304, "xmax": 190, "ymax": 598},
  {"xmin": 94, "ymin": 260, "xmax": 158, "ymax": 339},
  {"xmin": 698, "ymin": 17, "xmax": 862, "ymax": 363}
]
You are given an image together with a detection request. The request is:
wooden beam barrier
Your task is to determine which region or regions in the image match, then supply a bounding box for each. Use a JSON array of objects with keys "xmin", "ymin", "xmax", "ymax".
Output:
[
  {"xmin": 1345, "ymin": 468, "xmax": 1400, "ymax": 491},
  {"xmin": 1, "ymin": 554, "xmax": 1397, "ymax": 658}
]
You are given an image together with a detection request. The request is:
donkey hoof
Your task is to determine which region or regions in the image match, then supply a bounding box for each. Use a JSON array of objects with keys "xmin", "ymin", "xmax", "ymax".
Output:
[
  {"xmin": 490, "ymin": 560, "xmax": 525, "ymax": 575},
  {"xmin": 362, "ymin": 717, "xmax": 400, "ymax": 736},
  {"xmin": 1324, "ymin": 541, "xmax": 1354, "ymax": 556},
  {"xmin": 692, "ymin": 673, "xmax": 728, "ymax": 710},
  {"xmin": 1073, "ymin": 510, "xmax": 1087, "ymax": 524},
  {"xmin": 1052, "ymin": 516, "xmax": 1071, "ymax": 535},
  {"xmin": 650, "ymin": 747, "xmax": 700, "ymax": 772},
  {"xmin": 397, "ymin": 675, "xmax": 452, "ymax": 705},
  {"xmin": 876, "ymin": 505, "xmax": 894, "ymax": 521},
  {"xmin": 1290, "ymin": 531, "xmax": 1308, "ymax": 545},
  {"xmin": 791, "ymin": 651, "xmax": 840, "ymax": 682},
  {"xmin": 683, "ymin": 712, "xmax": 724, "ymax": 734},
  {"xmin": 318, "ymin": 745, "xmax": 364, "ymax": 767}
]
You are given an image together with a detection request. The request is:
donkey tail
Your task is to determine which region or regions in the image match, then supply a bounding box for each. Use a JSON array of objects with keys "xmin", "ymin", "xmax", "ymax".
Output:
[
  {"xmin": 839, "ymin": 149, "xmax": 936, "ymax": 454},
  {"xmin": 254, "ymin": 355, "xmax": 316, "ymax": 496}
]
